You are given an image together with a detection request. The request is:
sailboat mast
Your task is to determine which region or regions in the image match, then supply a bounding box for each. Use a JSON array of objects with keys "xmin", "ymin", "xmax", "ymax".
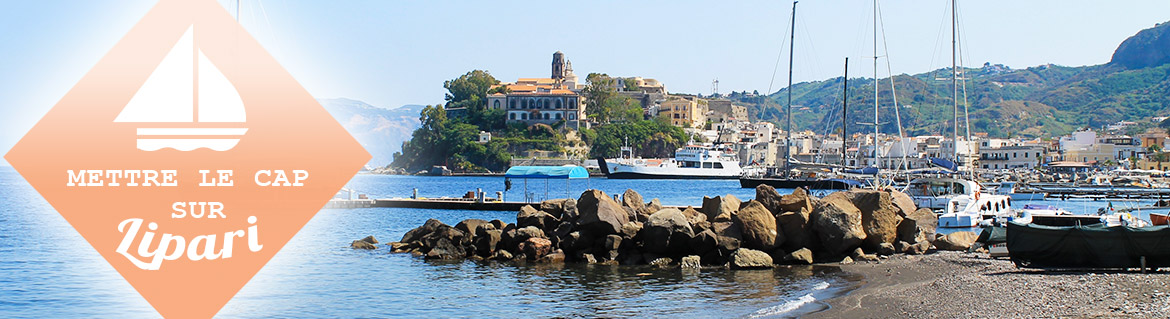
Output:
[
  {"xmin": 951, "ymin": 0, "xmax": 960, "ymax": 169},
  {"xmin": 842, "ymin": 57, "xmax": 849, "ymax": 166},
  {"xmin": 784, "ymin": 1, "xmax": 797, "ymax": 175},
  {"xmin": 873, "ymin": 0, "xmax": 880, "ymax": 186}
]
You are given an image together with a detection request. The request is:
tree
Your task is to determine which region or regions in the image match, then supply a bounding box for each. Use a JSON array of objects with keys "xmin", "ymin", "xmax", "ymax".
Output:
[
  {"xmin": 587, "ymin": 118, "xmax": 688, "ymax": 158},
  {"xmin": 623, "ymin": 78, "xmax": 640, "ymax": 92},
  {"xmin": 584, "ymin": 73, "xmax": 617, "ymax": 123},
  {"xmin": 443, "ymin": 70, "xmax": 499, "ymax": 110},
  {"xmin": 391, "ymin": 104, "xmax": 512, "ymax": 172}
]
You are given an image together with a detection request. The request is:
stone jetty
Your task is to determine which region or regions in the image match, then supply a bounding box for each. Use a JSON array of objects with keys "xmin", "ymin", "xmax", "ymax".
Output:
[{"xmin": 365, "ymin": 185, "xmax": 966, "ymax": 268}]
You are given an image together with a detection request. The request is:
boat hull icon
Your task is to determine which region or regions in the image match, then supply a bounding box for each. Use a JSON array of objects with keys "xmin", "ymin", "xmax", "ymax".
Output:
[{"xmin": 115, "ymin": 26, "xmax": 247, "ymax": 151}]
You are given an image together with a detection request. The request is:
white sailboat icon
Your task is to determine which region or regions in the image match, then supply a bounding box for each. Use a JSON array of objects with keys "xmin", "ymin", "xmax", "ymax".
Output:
[{"xmin": 115, "ymin": 26, "xmax": 247, "ymax": 152}]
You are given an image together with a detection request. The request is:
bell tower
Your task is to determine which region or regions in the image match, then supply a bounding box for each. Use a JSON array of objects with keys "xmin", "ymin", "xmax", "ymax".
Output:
[{"xmin": 551, "ymin": 51, "xmax": 565, "ymax": 81}]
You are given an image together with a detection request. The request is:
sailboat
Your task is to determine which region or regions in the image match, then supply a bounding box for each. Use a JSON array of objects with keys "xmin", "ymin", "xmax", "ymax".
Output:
[{"xmin": 115, "ymin": 26, "xmax": 248, "ymax": 152}]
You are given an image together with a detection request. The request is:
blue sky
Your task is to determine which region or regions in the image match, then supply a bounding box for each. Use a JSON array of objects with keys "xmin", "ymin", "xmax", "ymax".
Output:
[{"xmin": 2, "ymin": 0, "xmax": 1169, "ymax": 166}]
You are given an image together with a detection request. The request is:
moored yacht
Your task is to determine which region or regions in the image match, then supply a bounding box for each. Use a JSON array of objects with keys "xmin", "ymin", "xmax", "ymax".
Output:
[
  {"xmin": 905, "ymin": 177, "xmax": 981, "ymax": 211},
  {"xmin": 599, "ymin": 143, "xmax": 743, "ymax": 179},
  {"xmin": 938, "ymin": 192, "xmax": 1013, "ymax": 228}
]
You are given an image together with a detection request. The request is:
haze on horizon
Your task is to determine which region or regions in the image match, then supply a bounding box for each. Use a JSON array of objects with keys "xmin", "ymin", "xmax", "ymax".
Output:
[{"xmin": 2, "ymin": 0, "xmax": 1169, "ymax": 166}]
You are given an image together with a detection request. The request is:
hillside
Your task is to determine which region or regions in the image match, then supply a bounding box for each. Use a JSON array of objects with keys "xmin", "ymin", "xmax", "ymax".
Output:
[
  {"xmin": 751, "ymin": 22, "xmax": 1170, "ymax": 138},
  {"xmin": 319, "ymin": 98, "xmax": 422, "ymax": 167}
]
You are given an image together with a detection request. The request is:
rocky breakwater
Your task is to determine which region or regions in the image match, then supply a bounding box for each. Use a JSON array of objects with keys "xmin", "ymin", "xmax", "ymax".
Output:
[{"xmin": 367, "ymin": 186, "xmax": 946, "ymax": 269}]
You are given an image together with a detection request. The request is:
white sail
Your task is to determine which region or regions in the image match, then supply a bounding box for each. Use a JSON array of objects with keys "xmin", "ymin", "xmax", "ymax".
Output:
[
  {"xmin": 197, "ymin": 49, "xmax": 246, "ymax": 123},
  {"xmin": 114, "ymin": 25, "xmax": 247, "ymax": 152},
  {"xmin": 114, "ymin": 26, "xmax": 195, "ymax": 123}
]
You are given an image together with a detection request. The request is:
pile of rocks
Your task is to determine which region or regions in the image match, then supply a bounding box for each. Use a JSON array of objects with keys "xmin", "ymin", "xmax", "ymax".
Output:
[{"xmin": 367, "ymin": 186, "xmax": 967, "ymax": 268}]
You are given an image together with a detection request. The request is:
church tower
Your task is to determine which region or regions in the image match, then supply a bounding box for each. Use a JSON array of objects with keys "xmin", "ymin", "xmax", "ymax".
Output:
[{"xmin": 552, "ymin": 51, "xmax": 566, "ymax": 81}]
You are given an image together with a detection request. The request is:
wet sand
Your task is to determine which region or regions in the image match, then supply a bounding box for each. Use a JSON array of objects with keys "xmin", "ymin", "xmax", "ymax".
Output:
[{"xmin": 809, "ymin": 251, "xmax": 1170, "ymax": 318}]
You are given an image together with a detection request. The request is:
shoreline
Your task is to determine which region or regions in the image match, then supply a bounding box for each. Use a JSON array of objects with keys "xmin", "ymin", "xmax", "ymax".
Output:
[{"xmin": 807, "ymin": 251, "xmax": 1170, "ymax": 318}]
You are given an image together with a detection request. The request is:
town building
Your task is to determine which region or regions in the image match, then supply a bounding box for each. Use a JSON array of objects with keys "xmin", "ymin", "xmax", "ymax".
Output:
[
  {"xmin": 486, "ymin": 51, "xmax": 586, "ymax": 129},
  {"xmin": 659, "ymin": 96, "xmax": 708, "ymax": 128}
]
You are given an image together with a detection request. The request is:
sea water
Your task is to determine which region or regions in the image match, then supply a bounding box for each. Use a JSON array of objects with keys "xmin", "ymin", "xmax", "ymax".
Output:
[{"xmin": 1, "ymin": 169, "xmax": 862, "ymax": 318}]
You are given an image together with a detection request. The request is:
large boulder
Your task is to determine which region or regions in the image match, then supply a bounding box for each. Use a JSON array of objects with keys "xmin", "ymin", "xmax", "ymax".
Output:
[
  {"xmin": 777, "ymin": 187, "xmax": 816, "ymax": 214},
  {"xmin": 777, "ymin": 209, "xmax": 816, "ymax": 252},
  {"xmin": 518, "ymin": 237, "xmax": 554, "ymax": 260},
  {"xmin": 810, "ymin": 192, "xmax": 867, "ymax": 256},
  {"xmin": 754, "ymin": 184, "xmax": 786, "ymax": 214},
  {"xmin": 729, "ymin": 248, "xmax": 774, "ymax": 269},
  {"xmin": 540, "ymin": 199, "xmax": 569, "ymax": 219},
  {"xmin": 474, "ymin": 229, "xmax": 503, "ymax": 256},
  {"xmin": 559, "ymin": 230, "xmax": 593, "ymax": 252},
  {"xmin": 701, "ymin": 195, "xmax": 741, "ymax": 222},
  {"xmin": 455, "ymin": 219, "xmax": 492, "ymax": 239},
  {"xmin": 350, "ymin": 235, "xmax": 378, "ymax": 249},
  {"xmin": 422, "ymin": 227, "xmax": 467, "ymax": 260},
  {"xmin": 783, "ymin": 248, "xmax": 815, "ymax": 265},
  {"xmin": 424, "ymin": 239, "xmax": 466, "ymax": 260},
  {"xmin": 898, "ymin": 208, "xmax": 938, "ymax": 244},
  {"xmin": 400, "ymin": 219, "xmax": 445, "ymax": 244},
  {"xmin": 561, "ymin": 199, "xmax": 580, "ymax": 222},
  {"xmin": 688, "ymin": 229, "xmax": 719, "ymax": 256},
  {"xmin": 577, "ymin": 190, "xmax": 630, "ymax": 235},
  {"xmin": 641, "ymin": 208, "xmax": 696, "ymax": 254},
  {"xmin": 619, "ymin": 222, "xmax": 642, "ymax": 240},
  {"xmin": 888, "ymin": 189, "xmax": 918, "ymax": 216},
  {"xmin": 515, "ymin": 226, "xmax": 547, "ymax": 241},
  {"xmin": 681, "ymin": 207, "xmax": 711, "ymax": 232},
  {"xmin": 517, "ymin": 205, "xmax": 558, "ymax": 231},
  {"xmin": 934, "ymin": 231, "xmax": 979, "ymax": 251},
  {"xmin": 622, "ymin": 189, "xmax": 645, "ymax": 210},
  {"xmin": 847, "ymin": 190, "xmax": 903, "ymax": 251},
  {"xmin": 646, "ymin": 199, "xmax": 663, "ymax": 212},
  {"xmin": 733, "ymin": 201, "xmax": 783, "ymax": 251}
]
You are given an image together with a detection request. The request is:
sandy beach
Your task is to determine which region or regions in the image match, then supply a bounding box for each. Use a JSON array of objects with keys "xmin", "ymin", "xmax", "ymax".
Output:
[{"xmin": 809, "ymin": 251, "xmax": 1170, "ymax": 318}]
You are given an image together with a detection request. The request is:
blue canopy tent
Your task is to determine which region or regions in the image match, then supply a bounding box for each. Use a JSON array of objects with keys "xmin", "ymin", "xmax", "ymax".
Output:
[{"xmin": 504, "ymin": 166, "xmax": 590, "ymax": 202}]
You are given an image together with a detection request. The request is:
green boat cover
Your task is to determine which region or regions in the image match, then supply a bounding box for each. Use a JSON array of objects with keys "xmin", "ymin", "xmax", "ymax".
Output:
[
  {"xmin": 976, "ymin": 226, "xmax": 1007, "ymax": 245},
  {"xmin": 1007, "ymin": 221, "xmax": 1170, "ymax": 269}
]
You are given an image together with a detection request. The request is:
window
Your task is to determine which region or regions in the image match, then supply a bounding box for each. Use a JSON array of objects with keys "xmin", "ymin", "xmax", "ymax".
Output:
[
  {"xmin": 714, "ymin": 162, "xmax": 724, "ymax": 169},
  {"xmin": 521, "ymin": 113, "xmax": 528, "ymax": 120},
  {"xmin": 556, "ymin": 99, "xmax": 562, "ymax": 109},
  {"xmin": 509, "ymin": 113, "xmax": 516, "ymax": 120},
  {"xmin": 509, "ymin": 100, "xmax": 516, "ymax": 109},
  {"xmin": 493, "ymin": 100, "xmax": 501, "ymax": 109},
  {"xmin": 543, "ymin": 113, "xmax": 550, "ymax": 120},
  {"xmin": 568, "ymin": 113, "xmax": 576, "ymax": 120},
  {"xmin": 555, "ymin": 113, "xmax": 562, "ymax": 120},
  {"xmin": 703, "ymin": 162, "xmax": 713, "ymax": 168}
]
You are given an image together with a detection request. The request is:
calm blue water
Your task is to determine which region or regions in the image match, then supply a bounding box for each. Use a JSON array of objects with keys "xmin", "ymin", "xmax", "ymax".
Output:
[
  {"xmin": 0, "ymin": 168, "xmax": 855, "ymax": 318},
  {"xmin": 0, "ymin": 168, "xmax": 1155, "ymax": 317}
]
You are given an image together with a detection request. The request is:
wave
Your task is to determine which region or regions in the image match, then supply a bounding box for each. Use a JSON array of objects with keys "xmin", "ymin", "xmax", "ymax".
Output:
[{"xmin": 747, "ymin": 281, "xmax": 831, "ymax": 318}]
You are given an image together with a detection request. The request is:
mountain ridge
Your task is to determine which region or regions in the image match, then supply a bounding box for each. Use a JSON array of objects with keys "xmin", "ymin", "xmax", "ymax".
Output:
[{"xmin": 749, "ymin": 21, "xmax": 1170, "ymax": 138}]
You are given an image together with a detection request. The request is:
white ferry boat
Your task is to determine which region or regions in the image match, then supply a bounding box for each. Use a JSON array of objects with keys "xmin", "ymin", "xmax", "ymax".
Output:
[{"xmin": 599, "ymin": 143, "xmax": 743, "ymax": 179}]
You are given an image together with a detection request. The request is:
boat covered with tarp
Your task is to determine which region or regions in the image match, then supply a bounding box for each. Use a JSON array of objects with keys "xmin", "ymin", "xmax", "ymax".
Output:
[{"xmin": 1007, "ymin": 221, "xmax": 1170, "ymax": 269}]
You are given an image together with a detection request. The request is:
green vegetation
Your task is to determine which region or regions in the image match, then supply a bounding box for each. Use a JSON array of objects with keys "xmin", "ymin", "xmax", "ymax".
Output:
[
  {"xmin": 584, "ymin": 118, "xmax": 688, "ymax": 158},
  {"xmin": 746, "ymin": 22, "xmax": 1170, "ymax": 139},
  {"xmin": 584, "ymin": 73, "xmax": 643, "ymax": 124}
]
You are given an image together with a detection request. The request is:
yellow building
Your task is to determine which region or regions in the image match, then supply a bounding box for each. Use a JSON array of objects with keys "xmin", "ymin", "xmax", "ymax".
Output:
[{"xmin": 658, "ymin": 96, "xmax": 708, "ymax": 128}]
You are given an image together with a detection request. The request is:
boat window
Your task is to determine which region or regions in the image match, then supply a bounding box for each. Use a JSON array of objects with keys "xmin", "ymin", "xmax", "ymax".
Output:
[{"xmin": 714, "ymin": 162, "xmax": 723, "ymax": 169}]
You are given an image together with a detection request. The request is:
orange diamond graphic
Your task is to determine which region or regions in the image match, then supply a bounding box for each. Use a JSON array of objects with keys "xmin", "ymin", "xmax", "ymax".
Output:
[{"xmin": 3, "ymin": 0, "xmax": 370, "ymax": 318}]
